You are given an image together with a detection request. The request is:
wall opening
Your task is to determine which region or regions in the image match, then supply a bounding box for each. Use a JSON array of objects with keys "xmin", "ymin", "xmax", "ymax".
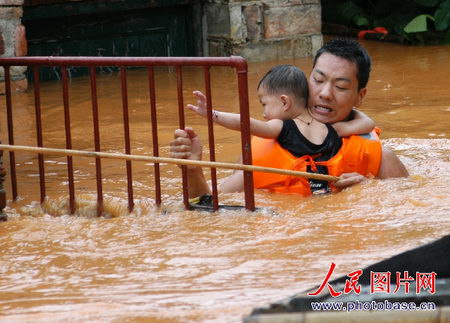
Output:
[{"xmin": 22, "ymin": 0, "xmax": 203, "ymax": 80}]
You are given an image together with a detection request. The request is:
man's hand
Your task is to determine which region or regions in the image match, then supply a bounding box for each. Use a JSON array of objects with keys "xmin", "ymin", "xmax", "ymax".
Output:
[
  {"xmin": 169, "ymin": 127, "xmax": 211, "ymax": 197},
  {"xmin": 169, "ymin": 127, "xmax": 203, "ymax": 163},
  {"xmin": 333, "ymin": 172, "xmax": 367, "ymax": 188}
]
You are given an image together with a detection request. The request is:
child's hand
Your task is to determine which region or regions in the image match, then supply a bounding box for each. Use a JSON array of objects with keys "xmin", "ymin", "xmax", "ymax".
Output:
[{"xmin": 187, "ymin": 90, "xmax": 208, "ymax": 117}]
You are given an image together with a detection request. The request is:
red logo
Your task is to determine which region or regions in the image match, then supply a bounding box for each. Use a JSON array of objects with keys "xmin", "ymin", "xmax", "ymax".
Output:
[{"xmin": 308, "ymin": 263, "xmax": 437, "ymax": 297}]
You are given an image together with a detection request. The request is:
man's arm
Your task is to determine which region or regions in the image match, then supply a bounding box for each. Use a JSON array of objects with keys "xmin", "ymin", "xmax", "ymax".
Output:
[
  {"xmin": 169, "ymin": 128, "xmax": 210, "ymax": 198},
  {"xmin": 219, "ymin": 170, "xmax": 244, "ymax": 193},
  {"xmin": 332, "ymin": 109, "xmax": 375, "ymax": 137},
  {"xmin": 170, "ymin": 130, "xmax": 408, "ymax": 194},
  {"xmin": 377, "ymin": 146, "xmax": 409, "ymax": 178},
  {"xmin": 169, "ymin": 127, "xmax": 245, "ymax": 198},
  {"xmin": 185, "ymin": 166, "xmax": 211, "ymax": 198},
  {"xmin": 333, "ymin": 146, "xmax": 408, "ymax": 188}
]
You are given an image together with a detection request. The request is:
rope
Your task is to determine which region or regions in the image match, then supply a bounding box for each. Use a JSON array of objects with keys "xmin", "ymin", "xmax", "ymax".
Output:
[{"xmin": 0, "ymin": 144, "xmax": 340, "ymax": 181}]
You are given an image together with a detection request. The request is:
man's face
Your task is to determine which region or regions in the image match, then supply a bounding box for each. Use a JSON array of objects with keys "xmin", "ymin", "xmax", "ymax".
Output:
[{"xmin": 308, "ymin": 53, "xmax": 367, "ymax": 124}]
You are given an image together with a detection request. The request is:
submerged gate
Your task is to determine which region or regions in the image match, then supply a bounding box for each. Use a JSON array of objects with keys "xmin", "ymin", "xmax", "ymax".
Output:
[{"xmin": 0, "ymin": 56, "xmax": 255, "ymax": 215}]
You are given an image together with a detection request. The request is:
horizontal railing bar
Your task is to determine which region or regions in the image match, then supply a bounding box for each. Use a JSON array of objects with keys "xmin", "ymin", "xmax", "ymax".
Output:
[
  {"xmin": 0, "ymin": 144, "xmax": 340, "ymax": 182},
  {"xmin": 0, "ymin": 56, "xmax": 247, "ymax": 69}
]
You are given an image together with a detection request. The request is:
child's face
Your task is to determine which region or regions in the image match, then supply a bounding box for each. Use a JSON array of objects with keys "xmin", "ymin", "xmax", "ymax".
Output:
[{"xmin": 257, "ymin": 86, "xmax": 286, "ymax": 120}]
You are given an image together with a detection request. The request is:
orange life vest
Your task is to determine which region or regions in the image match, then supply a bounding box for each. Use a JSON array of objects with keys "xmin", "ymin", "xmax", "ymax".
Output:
[{"xmin": 251, "ymin": 129, "xmax": 382, "ymax": 196}]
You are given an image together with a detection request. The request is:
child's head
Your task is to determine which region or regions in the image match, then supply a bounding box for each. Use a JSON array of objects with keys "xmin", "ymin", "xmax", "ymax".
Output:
[{"xmin": 257, "ymin": 65, "xmax": 309, "ymax": 120}]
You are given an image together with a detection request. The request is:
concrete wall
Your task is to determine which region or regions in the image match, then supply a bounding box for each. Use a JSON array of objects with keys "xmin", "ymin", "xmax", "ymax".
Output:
[
  {"xmin": 0, "ymin": 0, "xmax": 27, "ymax": 93},
  {"xmin": 204, "ymin": 0, "xmax": 323, "ymax": 61}
]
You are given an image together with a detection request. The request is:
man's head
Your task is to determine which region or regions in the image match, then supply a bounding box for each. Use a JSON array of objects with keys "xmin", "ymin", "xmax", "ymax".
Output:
[
  {"xmin": 257, "ymin": 65, "xmax": 308, "ymax": 120},
  {"xmin": 309, "ymin": 39, "xmax": 372, "ymax": 124},
  {"xmin": 314, "ymin": 39, "xmax": 371, "ymax": 90}
]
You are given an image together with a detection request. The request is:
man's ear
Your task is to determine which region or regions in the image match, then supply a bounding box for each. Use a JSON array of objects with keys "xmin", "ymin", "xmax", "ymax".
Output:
[
  {"xmin": 355, "ymin": 88, "xmax": 367, "ymax": 107},
  {"xmin": 280, "ymin": 94, "xmax": 292, "ymax": 111}
]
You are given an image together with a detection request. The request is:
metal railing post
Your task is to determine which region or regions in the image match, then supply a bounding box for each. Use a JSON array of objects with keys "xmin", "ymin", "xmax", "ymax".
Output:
[
  {"xmin": 61, "ymin": 66, "xmax": 76, "ymax": 214},
  {"xmin": 176, "ymin": 66, "xmax": 190, "ymax": 210},
  {"xmin": 203, "ymin": 66, "xmax": 219, "ymax": 211},
  {"xmin": 4, "ymin": 66, "xmax": 17, "ymax": 200},
  {"xmin": 147, "ymin": 67, "xmax": 162, "ymax": 207},
  {"xmin": 33, "ymin": 66, "xmax": 46, "ymax": 203},
  {"xmin": 120, "ymin": 66, "xmax": 134, "ymax": 212},
  {"xmin": 233, "ymin": 57, "xmax": 255, "ymax": 211},
  {"xmin": 0, "ymin": 56, "xmax": 255, "ymax": 212},
  {"xmin": 89, "ymin": 66, "xmax": 104, "ymax": 217}
]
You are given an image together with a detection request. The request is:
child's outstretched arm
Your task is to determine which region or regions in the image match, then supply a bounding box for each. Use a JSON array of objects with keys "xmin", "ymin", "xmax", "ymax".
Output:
[
  {"xmin": 187, "ymin": 91, "xmax": 282, "ymax": 139},
  {"xmin": 332, "ymin": 109, "xmax": 375, "ymax": 137}
]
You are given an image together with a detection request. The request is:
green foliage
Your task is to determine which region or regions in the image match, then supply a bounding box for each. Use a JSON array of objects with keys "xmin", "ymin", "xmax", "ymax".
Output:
[
  {"xmin": 413, "ymin": 0, "xmax": 441, "ymax": 7},
  {"xmin": 336, "ymin": 1, "xmax": 369, "ymax": 26},
  {"xmin": 322, "ymin": 1, "xmax": 369, "ymax": 27},
  {"xmin": 322, "ymin": 0, "xmax": 450, "ymax": 44},
  {"xmin": 435, "ymin": 0, "xmax": 450, "ymax": 30},
  {"xmin": 446, "ymin": 28, "xmax": 450, "ymax": 42},
  {"xmin": 404, "ymin": 14, "xmax": 434, "ymax": 33}
]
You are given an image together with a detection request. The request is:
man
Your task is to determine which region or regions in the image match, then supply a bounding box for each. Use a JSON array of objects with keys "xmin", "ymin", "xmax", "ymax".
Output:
[{"xmin": 169, "ymin": 39, "xmax": 408, "ymax": 199}]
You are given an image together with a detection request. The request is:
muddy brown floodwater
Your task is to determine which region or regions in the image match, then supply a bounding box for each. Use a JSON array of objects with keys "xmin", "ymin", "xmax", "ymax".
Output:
[{"xmin": 0, "ymin": 39, "xmax": 449, "ymax": 323}]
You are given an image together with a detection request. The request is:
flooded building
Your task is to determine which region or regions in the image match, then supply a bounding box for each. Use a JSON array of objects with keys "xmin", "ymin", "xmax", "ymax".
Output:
[{"xmin": 0, "ymin": 0, "xmax": 322, "ymax": 87}]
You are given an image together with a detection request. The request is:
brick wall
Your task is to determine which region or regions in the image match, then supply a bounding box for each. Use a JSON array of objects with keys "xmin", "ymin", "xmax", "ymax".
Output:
[
  {"xmin": 204, "ymin": 0, "xmax": 323, "ymax": 61},
  {"xmin": 0, "ymin": 0, "xmax": 27, "ymax": 93}
]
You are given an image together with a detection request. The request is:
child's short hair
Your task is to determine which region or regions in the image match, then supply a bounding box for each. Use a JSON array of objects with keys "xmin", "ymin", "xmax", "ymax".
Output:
[{"xmin": 258, "ymin": 65, "xmax": 308, "ymax": 105}]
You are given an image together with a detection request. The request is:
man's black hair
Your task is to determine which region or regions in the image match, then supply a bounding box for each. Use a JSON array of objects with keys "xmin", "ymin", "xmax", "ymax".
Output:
[
  {"xmin": 313, "ymin": 38, "xmax": 371, "ymax": 90},
  {"xmin": 258, "ymin": 64, "xmax": 308, "ymax": 105}
]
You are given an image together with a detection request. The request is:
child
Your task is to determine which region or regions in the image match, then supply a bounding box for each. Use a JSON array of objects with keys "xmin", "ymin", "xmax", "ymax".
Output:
[{"xmin": 187, "ymin": 65, "xmax": 374, "ymax": 193}]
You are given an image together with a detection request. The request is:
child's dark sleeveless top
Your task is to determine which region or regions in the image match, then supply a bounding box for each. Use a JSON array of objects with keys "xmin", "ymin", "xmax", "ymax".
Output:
[
  {"xmin": 277, "ymin": 119, "xmax": 342, "ymax": 193},
  {"xmin": 277, "ymin": 119, "xmax": 342, "ymax": 161}
]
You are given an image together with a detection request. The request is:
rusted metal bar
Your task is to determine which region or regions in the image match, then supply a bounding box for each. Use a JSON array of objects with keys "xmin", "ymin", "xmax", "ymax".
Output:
[
  {"xmin": 0, "ymin": 146, "xmax": 5, "ymax": 215},
  {"xmin": 0, "ymin": 56, "xmax": 255, "ymax": 212},
  {"xmin": 203, "ymin": 66, "xmax": 219, "ymax": 211},
  {"xmin": 0, "ymin": 56, "xmax": 248, "ymax": 68},
  {"xmin": 120, "ymin": 66, "xmax": 134, "ymax": 212},
  {"xmin": 61, "ymin": 66, "xmax": 76, "ymax": 214},
  {"xmin": 176, "ymin": 66, "xmax": 190, "ymax": 210},
  {"xmin": 33, "ymin": 66, "xmax": 46, "ymax": 203},
  {"xmin": 4, "ymin": 67, "xmax": 17, "ymax": 200},
  {"xmin": 147, "ymin": 67, "xmax": 161, "ymax": 207},
  {"xmin": 235, "ymin": 62, "xmax": 255, "ymax": 211},
  {"xmin": 89, "ymin": 66, "xmax": 103, "ymax": 217}
]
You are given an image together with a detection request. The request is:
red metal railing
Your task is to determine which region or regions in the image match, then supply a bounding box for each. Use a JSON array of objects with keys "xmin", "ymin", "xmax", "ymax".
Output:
[{"xmin": 0, "ymin": 56, "xmax": 255, "ymax": 213}]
